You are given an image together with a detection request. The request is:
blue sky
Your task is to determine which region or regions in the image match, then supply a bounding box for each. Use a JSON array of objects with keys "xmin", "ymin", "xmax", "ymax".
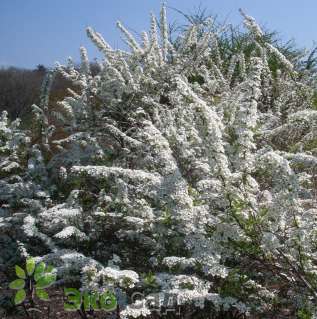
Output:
[{"xmin": 0, "ymin": 0, "xmax": 316, "ymax": 69}]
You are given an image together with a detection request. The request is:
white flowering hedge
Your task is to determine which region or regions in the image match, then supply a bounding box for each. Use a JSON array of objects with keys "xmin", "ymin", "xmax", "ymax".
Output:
[{"xmin": 1, "ymin": 5, "xmax": 317, "ymax": 318}]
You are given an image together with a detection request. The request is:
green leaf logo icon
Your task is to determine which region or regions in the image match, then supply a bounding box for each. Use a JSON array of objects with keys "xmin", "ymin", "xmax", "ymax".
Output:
[
  {"xmin": 15, "ymin": 265, "xmax": 26, "ymax": 279},
  {"xmin": 34, "ymin": 262, "xmax": 46, "ymax": 281},
  {"xmin": 45, "ymin": 264, "xmax": 55, "ymax": 273},
  {"xmin": 9, "ymin": 279, "xmax": 25, "ymax": 290},
  {"xmin": 36, "ymin": 288, "xmax": 49, "ymax": 301},
  {"xmin": 10, "ymin": 258, "xmax": 57, "ymax": 306},
  {"xmin": 35, "ymin": 273, "xmax": 57, "ymax": 289},
  {"xmin": 26, "ymin": 258, "xmax": 35, "ymax": 276},
  {"xmin": 14, "ymin": 289, "xmax": 26, "ymax": 305}
]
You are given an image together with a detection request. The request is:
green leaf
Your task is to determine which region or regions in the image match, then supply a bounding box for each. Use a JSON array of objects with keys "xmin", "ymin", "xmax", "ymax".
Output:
[
  {"xmin": 34, "ymin": 262, "xmax": 46, "ymax": 281},
  {"xmin": 34, "ymin": 272, "xmax": 43, "ymax": 281},
  {"xmin": 26, "ymin": 258, "xmax": 36, "ymax": 276},
  {"xmin": 45, "ymin": 265, "xmax": 56, "ymax": 273},
  {"xmin": 35, "ymin": 273, "xmax": 56, "ymax": 289},
  {"xmin": 9, "ymin": 279, "xmax": 25, "ymax": 290},
  {"xmin": 36, "ymin": 288, "xmax": 49, "ymax": 301},
  {"xmin": 15, "ymin": 265, "xmax": 26, "ymax": 279},
  {"xmin": 14, "ymin": 289, "xmax": 26, "ymax": 305}
]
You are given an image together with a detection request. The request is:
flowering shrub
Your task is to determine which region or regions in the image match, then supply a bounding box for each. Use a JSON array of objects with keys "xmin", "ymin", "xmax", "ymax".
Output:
[{"xmin": 1, "ymin": 5, "xmax": 317, "ymax": 318}]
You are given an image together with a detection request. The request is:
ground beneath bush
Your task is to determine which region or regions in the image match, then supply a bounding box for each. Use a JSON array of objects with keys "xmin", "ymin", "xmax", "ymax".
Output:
[
  {"xmin": 0, "ymin": 270, "xmax": 295, "ymax": 319},
  {"xmin": 0, "ymin": 270, "xmax": 119, "ymax": 319}
]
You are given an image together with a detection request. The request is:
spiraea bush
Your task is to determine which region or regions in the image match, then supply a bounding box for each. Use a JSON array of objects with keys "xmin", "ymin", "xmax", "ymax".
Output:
[{"xmin": 1, "ymin": 5, "xmax": 317, "ymax": 318}]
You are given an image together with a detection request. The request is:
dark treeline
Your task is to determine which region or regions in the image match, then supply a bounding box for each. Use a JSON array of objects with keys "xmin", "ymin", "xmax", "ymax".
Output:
[
  {"xmin": 0, "ymin": 65, "xmax": 46, "ymax": 120},
  {"xmin": 0, "ymin": 63, "xmax": 100, "ymax": 123}
]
